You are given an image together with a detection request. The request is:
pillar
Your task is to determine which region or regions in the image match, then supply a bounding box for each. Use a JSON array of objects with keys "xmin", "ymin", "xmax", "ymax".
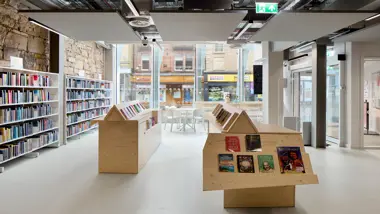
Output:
[
  {"xmin": 311, "ymin": 43, "xmax": 327, "ymax": 148},
  {"xmin": 105, "ymin": 46, "xmax": 117, "ymax": 105},
  {"xmin": 262, "ymin": 42, "xmax": 283, "ymax": 125}
]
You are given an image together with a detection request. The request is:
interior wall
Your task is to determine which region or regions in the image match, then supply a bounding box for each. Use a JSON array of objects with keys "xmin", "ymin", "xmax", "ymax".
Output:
[
  {"xmin": 344, "ymin": 42, "xmax": 380, "ymax": 148},
  {"xmin": 64, "ymin": 38, "xmax": 105, "ymax": 79},
  {"xmin": 0, "ymin": 0, "xmax": 49, "ymax": 71}
]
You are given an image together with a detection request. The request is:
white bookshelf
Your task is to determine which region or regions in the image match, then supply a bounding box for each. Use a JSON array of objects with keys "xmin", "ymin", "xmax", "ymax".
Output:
[
  {"xmin": 0, "ymin": 66, "xmax": 60, "ymax": 170},
  {"xmin": 65, "ymin": 75, "xmax": 112, "ymax": 140}
]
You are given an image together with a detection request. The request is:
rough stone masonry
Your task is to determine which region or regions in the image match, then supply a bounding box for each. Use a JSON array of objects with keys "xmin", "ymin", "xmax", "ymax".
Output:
[
  {"xmin": 0, "ymin": 0, "xmax": 105, "ymax": 78},
  {"xmin": 0, "ymin": 0, "xmax": 49, "ymax": 71}
]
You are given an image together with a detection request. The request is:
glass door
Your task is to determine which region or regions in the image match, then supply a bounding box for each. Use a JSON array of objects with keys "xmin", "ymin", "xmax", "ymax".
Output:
[
  {"xmin": 326, "ymin": 65, "xmax": 340, "ymax": 143},
  {"xmin": 293, "ymin": 71, "xmax": 312, "ymax": 131}
]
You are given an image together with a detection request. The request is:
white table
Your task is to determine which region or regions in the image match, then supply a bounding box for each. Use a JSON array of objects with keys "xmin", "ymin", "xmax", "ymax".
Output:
[{"xmin": 172, "ymin": 108, "xmax": 196, "ymax": 132}]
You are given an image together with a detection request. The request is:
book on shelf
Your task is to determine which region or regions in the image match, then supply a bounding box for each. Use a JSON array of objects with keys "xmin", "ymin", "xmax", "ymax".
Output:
[
  {"xmin": 0, "ymin": 118, "xmax": 54, "ymax": 143},
  {"xmin": 66, "ymin": 108, "xmax": 107, "ymax": 124},
  {"xmin": 66, "ymin": 78, "xmax": 111, "ymax": 89},
  {"xmin": 277, "ymin": 147, "xmax": 305, "ymax": 174},
  {"xmin": 0, "ymin": 104, "xmax": 53, "ymax": 124},
  {"xmin": 66, "ymin": 121, "xmax": 96, "ymax": 137},
  {"xmin": 218, "ymin": 154, "xmax": 234, "ymax": 172},
  {"xmin": 66, "ymin": 90, "xmax": 110, "ymax": 100},
  {"xmin": 0, "ymin": 89, "xmax": 51, "ymax": 105},
  {"xmin": 0, "ymin": 130, "xmax": 58, "ymax": 162},
  {"xmin": 66, "ymin": 100, "xmax": 110, "ymax": 112},
  {"xmin": 0, "ymin": 71, "xmax": 51, "ymax": 87},
  {"xmin": 237, "ymin": 155, "xmax": 254, "ymax": 173}
]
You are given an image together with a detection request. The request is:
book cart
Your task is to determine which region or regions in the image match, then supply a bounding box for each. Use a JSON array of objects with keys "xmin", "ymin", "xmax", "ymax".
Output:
[
  {"xmin": 204, "ymin": 103, "xmax": 319, "ymax": 208},
  {"xmin": 91, "ymin": 101, "xmax": 161, "ymax": 174}
]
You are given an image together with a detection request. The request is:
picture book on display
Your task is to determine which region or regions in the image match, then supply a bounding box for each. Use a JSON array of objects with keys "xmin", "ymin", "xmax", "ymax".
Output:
[
  {"xmin": 258, "ymin": 155, "xmax": 275, "ymax": 173},
  {"xmin": 277, "ymin": 147, "xmax": 305, "ymax": 174},
  {"xmin": 245, "ymin": 135, "xmax": 262, "ymax": 152},
  {"xmin": 225, "ymin": 136, "xmax": 241, "ymax": 152},
  {"xmin": 237, "ymin": 155, "xmax": 254, "ymax": 173},
  {"xmin": 218, "ymin": 154, "xmax": 234, "ymax": 172}
]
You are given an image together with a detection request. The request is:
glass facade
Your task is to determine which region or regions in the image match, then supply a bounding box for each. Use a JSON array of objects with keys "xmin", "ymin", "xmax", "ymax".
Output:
[{"xmin": 116, "ymin": 43, "xmax": 263, "ymax": 109}]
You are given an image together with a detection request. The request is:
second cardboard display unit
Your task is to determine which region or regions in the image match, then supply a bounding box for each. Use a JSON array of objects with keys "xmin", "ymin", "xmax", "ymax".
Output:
[
  {"xmin": 92, "ymin": 101, "xmax": 161, "ymax": 174},
  {"xmin": 204, "ymin": 103, "xmax": 319, "ymax": 208}
]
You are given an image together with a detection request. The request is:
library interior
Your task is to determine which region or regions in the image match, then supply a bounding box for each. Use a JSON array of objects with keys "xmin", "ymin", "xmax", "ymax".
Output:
[{"xmin": 1, "ymin": 0, "xmax": 380, "ymax": 214}]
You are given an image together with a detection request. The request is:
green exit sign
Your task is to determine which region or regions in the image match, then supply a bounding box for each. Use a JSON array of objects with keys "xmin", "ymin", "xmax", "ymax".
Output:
[{"xmin": 256, "ymin": 2, "xmax": 279, "ymax": 14}]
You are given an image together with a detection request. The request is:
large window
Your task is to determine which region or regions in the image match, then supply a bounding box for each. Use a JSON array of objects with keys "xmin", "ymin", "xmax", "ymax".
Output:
[
  {"xmin": 116, "ymin": 43, "xmax": 262, "ymax": 109},
  {"xmin": 196, "ymin": 44, "xmax": 238, "ymax": 102},
  {"xmin": 116, "ymin": 44, "xmax": 152, "ymax": 108},
  {"xmin": 159, "ymin": 44, "xmax": 195, "ymax": 108}
]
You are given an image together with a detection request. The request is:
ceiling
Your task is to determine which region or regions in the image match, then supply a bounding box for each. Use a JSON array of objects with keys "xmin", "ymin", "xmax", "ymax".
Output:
[
  {"xmin": 151, "ymin": 12, "xmax": 247, "ymax": 41},
  {"xmin": 249, "ymin": 11, "xmax": 376, "ymax": 41},
  {"xmin": 19, "ymin": 0, "xmax": 380, "ymax": 49},
  {"xmin": 333, "ymin": 23, "xmax": 380, "ymax": 42},
  {"xmin": 24, "ymin": 11, "xmax": 140, "ymax": 43}
]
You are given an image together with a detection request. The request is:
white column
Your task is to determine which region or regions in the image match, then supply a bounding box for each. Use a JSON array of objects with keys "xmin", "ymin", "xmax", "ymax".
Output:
[
  {"xmin": 262, "ymin": 42, "xmax": 284, "ymax": 125},
  {"xmin": 345, "ymin": 42, "xmax": 364, "ymax": 149},
  {"xmin": 105, "ymin": 46, "xmax": 117, "ymax": 105}
]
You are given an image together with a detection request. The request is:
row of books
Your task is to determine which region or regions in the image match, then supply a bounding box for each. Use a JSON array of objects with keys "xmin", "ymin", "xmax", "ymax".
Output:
[
  {"xmin": 0, "ymin": 104, "xmax": 54, "ymax": 124},
  {"xmin": 0, "ymin": 130, "xmax": 58, "ymax": 162},
  {"xmin": 0, "ymin": 118, "xmax": 55, "ymax": 143},
  {"xmin": 66, "ymin": 108, "xmax": 107, "ymax": 124},
  {"xmin": 0, "ymin": 89, "xmax": 51, "ymax": 104},
  {"xmin": 120, "ymin": 103, "xmax": 146, "ymax": 119},
  {"xmin": 66, "ymin": 91, "xmax": 111, "ymax": 100},
  {"xmin": 66, "ymin": 79, "xmax": 111, "ymax": 89},
  {"xmin": 0, "ymin": 72, "xmax": 52, "ymax": 87},
  {"xmin": 219, "ymin": 146, "xmax": 305, "ymax": 174},
  {"xmin": 67, "ymin": 100, "xmax": 111, "ymax": 112},
  {"xmin": 146, "ymin": 117, "xmax": 157, "ymax": 130},
  {"xmin": 66, "ymin": 121, "xmax": 94, "ymax": 137}
]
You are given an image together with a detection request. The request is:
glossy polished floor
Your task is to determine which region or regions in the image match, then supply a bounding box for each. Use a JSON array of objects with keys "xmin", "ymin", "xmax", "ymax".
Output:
[{"xmin": 0, "ymin": 126, "xmax": 380, "ymax": 214}]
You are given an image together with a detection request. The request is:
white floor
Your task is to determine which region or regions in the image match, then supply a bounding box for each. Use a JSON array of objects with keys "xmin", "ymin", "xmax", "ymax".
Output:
[{"xmin": 1, "ymin": 127, "xmax": 380, "ymax": 214}]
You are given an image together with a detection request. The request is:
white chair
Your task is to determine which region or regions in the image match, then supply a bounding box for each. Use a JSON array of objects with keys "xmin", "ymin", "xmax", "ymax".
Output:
[
  {"xmin": 164, "ymin": 107, "xmax": 181, "ymax": 132},
  {"xmin": 194, "ymin": 109, "xmax": 206, "ymax": 131}
]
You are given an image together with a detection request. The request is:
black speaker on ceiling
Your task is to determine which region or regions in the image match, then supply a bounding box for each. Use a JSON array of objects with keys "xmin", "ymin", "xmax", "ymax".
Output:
[{"xmin": 338, "ymin": 54, "xmax": 346, "ymax": 61}]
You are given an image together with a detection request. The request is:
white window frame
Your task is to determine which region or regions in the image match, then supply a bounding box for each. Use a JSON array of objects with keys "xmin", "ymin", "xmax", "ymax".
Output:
[
  {"xmin": 141, "ymin": 54, "xmax": 150, "ymax": 71},
  {"xmin": 185, "ymin": 55, "xmax": 194, "ymax": 71},
  {"xmin": 174, "ymin": 55, "xmax": 184, "ymax": 71},
  {"xmin": 214, "ymin": 44, "xmax": 224, "ymax": 53}
]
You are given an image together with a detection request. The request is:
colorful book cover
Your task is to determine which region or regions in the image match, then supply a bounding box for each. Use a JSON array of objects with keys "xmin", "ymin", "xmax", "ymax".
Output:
[
  {"xmin": 225, "ymin": 136, "xmax": 241, "ymax": 152},
  {"xmin": 237, "ymin": 155, "xmax": 254, "ymax": 173},
  {"xmin": 245, "ymin": 135, "xmax": 262, "ymax": 152},
  {"xmin": 258, "ymin": 155, "xmax": 275, "ymax": 173},
  {"xmin": 277, "ymin": 147, "xmax": 305, "ymax": 174},
  {"xmin": 218, "ymin": 154, "xmax": 234, "ymax": 172}
]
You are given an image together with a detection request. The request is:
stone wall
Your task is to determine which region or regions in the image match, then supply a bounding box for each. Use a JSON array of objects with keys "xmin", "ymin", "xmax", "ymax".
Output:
[
  {"xmin": 0, "ymin": 0, "xmax": 49, "ymax": 71},
  {"xmin": 64, "ymin": 38, "xmax": 105, "ymax": 79}
]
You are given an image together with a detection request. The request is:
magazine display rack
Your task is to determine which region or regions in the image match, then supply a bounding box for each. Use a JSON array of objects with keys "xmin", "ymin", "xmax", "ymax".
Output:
[
  {"xmin": 91, "ymin": 101, "xmax": 161, "ymax": 174},
  {"xmin": 203, "ymin": 103, "xmax": 319, "ymax": 208}
]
